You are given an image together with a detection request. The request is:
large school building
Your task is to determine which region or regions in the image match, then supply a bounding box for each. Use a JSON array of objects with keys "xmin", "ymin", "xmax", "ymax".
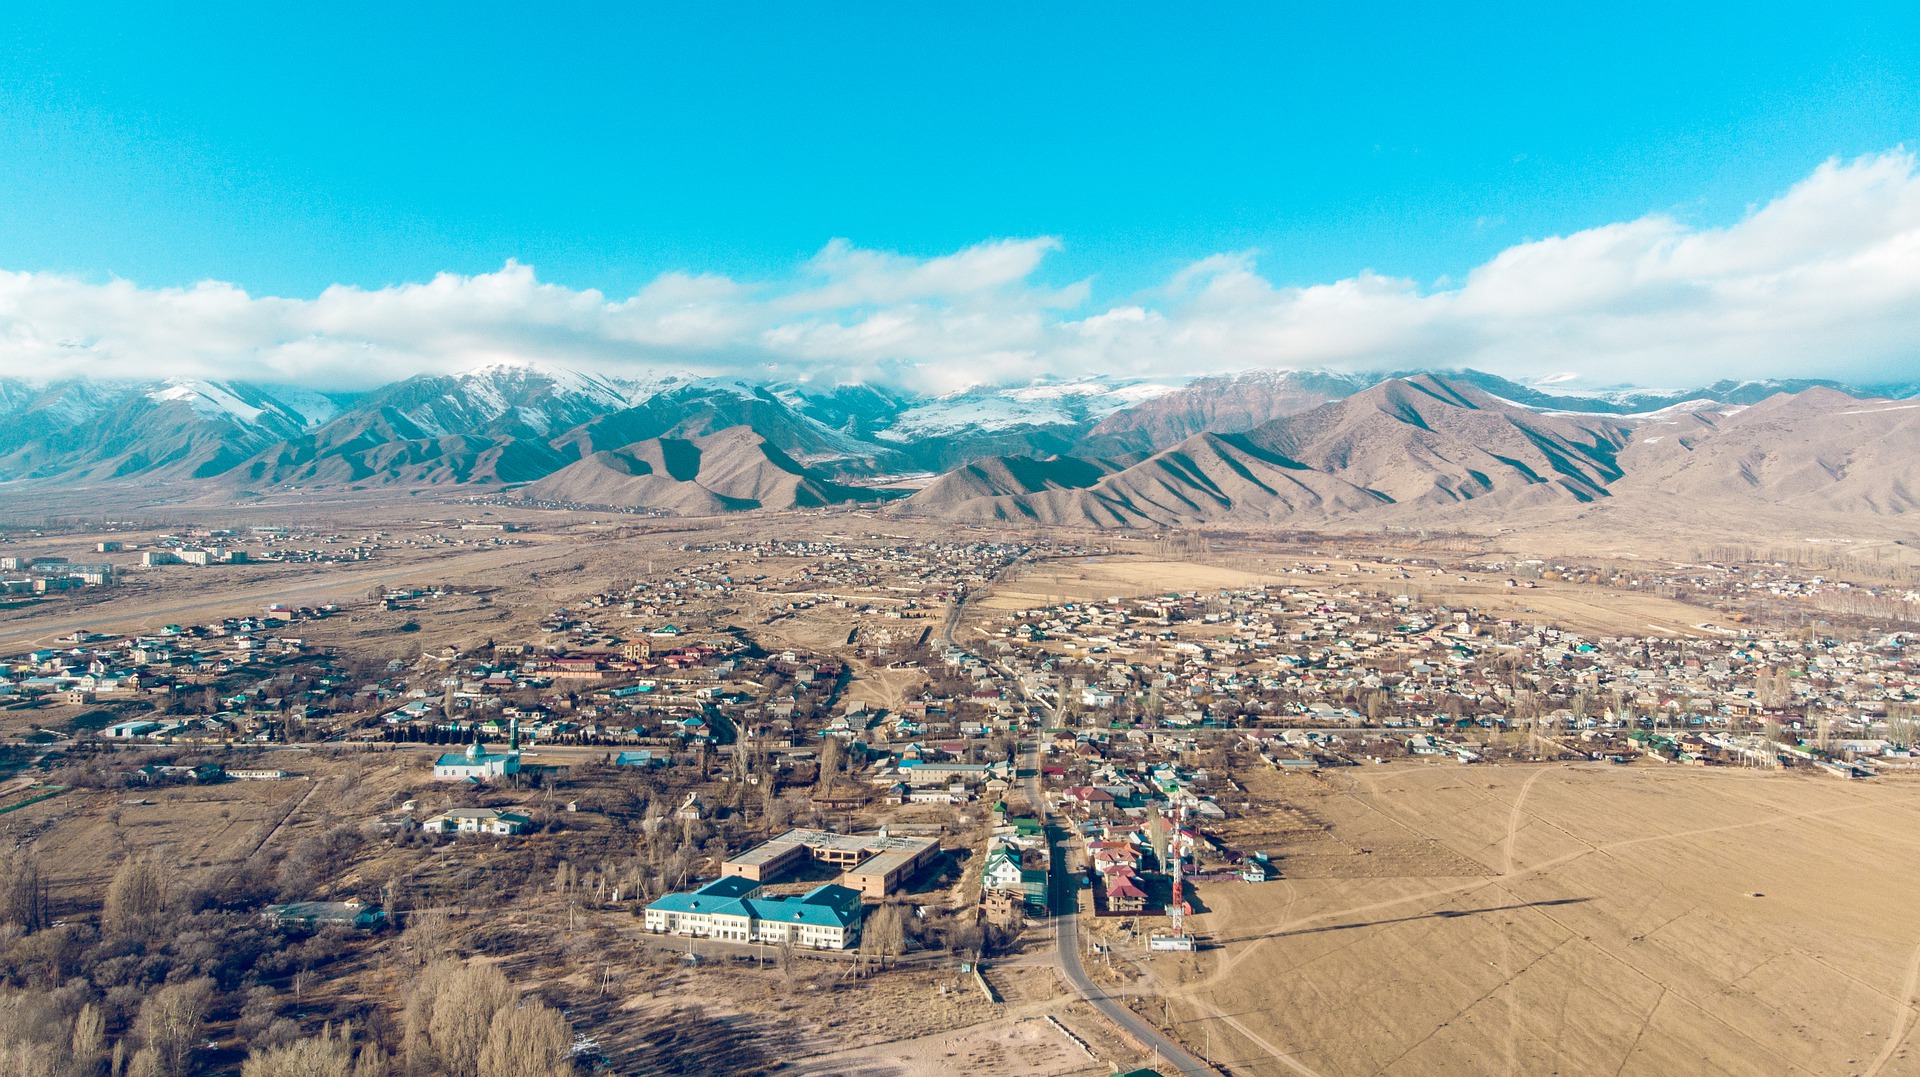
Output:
[
  {"xmin": 642, "ymin": 877, "xmax": 865, "ymax": 949},
  {"xmin": 720, "ymin": 827, "xmax": 941, "ymax": 899}
]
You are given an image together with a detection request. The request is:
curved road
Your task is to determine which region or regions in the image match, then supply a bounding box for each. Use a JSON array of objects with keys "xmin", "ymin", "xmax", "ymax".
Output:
[
  {"xmin": 942, "ymin": 557, "xmax": 1220, "ymax": 1077},
  {"xmin": 1020, "ymin": 744, "xmax": 1221, "ymax": 1077}
]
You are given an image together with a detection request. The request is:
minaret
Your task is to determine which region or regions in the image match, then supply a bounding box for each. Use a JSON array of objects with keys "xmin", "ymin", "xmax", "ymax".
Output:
[{"xmin": 509, "ymin": 716, "xmax": 520, "ymax": 751}]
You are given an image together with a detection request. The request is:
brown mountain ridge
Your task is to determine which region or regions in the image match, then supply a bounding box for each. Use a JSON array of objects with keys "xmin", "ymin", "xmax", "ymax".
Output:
[{"xmin": 218, "ymin": 374, "xmax": 1920, "ymax": 526}]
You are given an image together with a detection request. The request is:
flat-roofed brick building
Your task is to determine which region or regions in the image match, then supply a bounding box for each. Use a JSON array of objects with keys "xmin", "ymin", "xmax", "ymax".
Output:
[{"xmin": 721, "ymin": 827, "xmax": 940, "ymax": 899}]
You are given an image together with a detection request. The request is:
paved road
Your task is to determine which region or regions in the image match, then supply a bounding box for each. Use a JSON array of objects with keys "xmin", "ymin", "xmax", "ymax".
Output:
[
  {"xmin": 944, "ymin": 549, "xmax": 1221, "ymax": 1076},
  {"xmin": 1021, "ymin": 744, "xmax": 1222, "ymax": 1077}
]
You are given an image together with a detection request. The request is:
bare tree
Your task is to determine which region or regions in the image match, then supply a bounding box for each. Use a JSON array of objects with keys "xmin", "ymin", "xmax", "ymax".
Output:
[
  {"xmin": 860, "ymin": 904, "xmax": 906, "ymax": 970},
  {"xmin": 428, "ymin": 964, "xmax": 515, "ymax": 1077},
  {"xmin": 354, "ymin": 1045, "xmax": 390, "ymax": 1077},
  {"xmin": 242, "ymin": 1024, "xmax": 355, "ymax": 1077},
  {"xmin": 0, "ymin": 850, "xmax": 48, "ymax": 934},
  {"xmin": 0, "ymin": 990, "xmax": 68, "ymax": 1076},
  {"xmin": 72, "ymin": 1002, "xmax": 106, "ymax": 1074},
  {"xmin": 403, "ymin": 960, "xmax": 462, "ymax": 1077},
  {"xmin": 401, "ymin": 907, "xmax": 456, "ymax": 967},
  {"xmin": 135, "ymin": 978, "xmax": 214, "ymax": 1077},
  {"xmin": 762, "ymin": 790, "xmax": 793, "ymax": 833},
  {"xmin": 814, "ymin": 736, "xmax": 844, "ymax": 795},
  {"xmin": 776, "ymin": 933, "xmax": 798, "ymax": 984},
  {"xmin": 127, "ymin": 1047, "xmax": 163, "ymax": 1077},
  {"xmin": 477, "ymin": 1001, "xmax": 574, "ymax": 1077},
  {"xmin": 104, "ymin": 856, "xmax": 170, "ymax": 938}
]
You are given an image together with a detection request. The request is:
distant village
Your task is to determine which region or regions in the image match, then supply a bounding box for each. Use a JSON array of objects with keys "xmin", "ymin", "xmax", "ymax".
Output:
[
  {"xmin": 981, "ymin": 569, "xmax": 1920, "ymax": 778},
  {"xmin": 0, "ymin": 518, "xmax": 527, "ymax": 601}
]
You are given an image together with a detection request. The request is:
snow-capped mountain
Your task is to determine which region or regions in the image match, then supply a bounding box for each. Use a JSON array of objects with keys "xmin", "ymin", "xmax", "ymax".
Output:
[
  {"xmin": 0, "ymin": 377, "xmax": 356, "ymax": 483},
  {"xmin": 874, "ymin": 376, "xmax": 1181, "ymax": 441},
  {"xmin": 1425, "ymin": 372, "xmax": 1868, "ymax": 415},
  {"xmin": 1078, "ymin": 369, "xmax": 1374, "ymax": 455},
  {"xmin": 145, "ymin": 379, "xmax": 342, "ymax": 432},
  {"xmin": 0, "ymin": 364, "xmax": 1901, "ymax": 499},
  {"xmin": 357, "ymin": 362, "xmax": 641, "ymax": 440}
]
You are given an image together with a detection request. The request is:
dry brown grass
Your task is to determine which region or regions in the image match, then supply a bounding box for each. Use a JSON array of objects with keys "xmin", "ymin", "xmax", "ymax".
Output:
[{"xmin": 1138, "ymin": 762, "xmax": 1920, "ymax": 1076}]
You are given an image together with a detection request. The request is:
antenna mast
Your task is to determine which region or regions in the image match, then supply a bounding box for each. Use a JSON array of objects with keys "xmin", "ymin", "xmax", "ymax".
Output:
[
  {"xmin": 1167, "ymin": 802, "xmax": 1188, "ymax": 938},
  {"xmin": 1148, "ymin": 802, "xmax": 1196, "ymax": 952}
]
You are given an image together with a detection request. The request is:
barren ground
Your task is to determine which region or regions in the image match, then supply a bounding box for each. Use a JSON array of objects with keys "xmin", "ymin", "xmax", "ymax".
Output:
[{"xmin": 1109, "ymin": 762, "xmax": 1920, "ymax": 1077}]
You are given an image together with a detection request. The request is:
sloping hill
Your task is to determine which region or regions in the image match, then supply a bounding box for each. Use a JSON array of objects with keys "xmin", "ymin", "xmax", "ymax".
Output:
[
  {"xmin": 912, "ymin": 455, "xmax": 1125, "ymax": 502},
  {"xmin": 548, "ymin": 380, "xmax": 910, "ymax": 479},
  {"xmin": 232, "ymin": 433, "xmax": 570, "ymax": 487},
  {"xmin": 1612, "ymin": 389, "xmax": 1920, "ymax": 514},
  {"xmin": 1077, "ymin": 369, "xmax": 1369, "ymax": 456},
  {"xmin": 902, "ymin": 432, "xmax": 1389, "ymax": 526},
  {"xmin": 522, "ymin": 425, "xmax": 884, "ymax": 512},
  {"xmin": 903, "ymin": 375, "xmax": 1636, "ymax": 527},
  {"xmin": 1242, "ymin": 374, "xmax": 1634, "ymax": 508}
]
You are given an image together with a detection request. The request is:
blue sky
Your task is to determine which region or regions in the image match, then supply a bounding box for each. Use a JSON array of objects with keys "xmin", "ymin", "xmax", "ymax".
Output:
[{"xmin": 2, "ymin": 4, "xmax": 1919, "ymax": 389}]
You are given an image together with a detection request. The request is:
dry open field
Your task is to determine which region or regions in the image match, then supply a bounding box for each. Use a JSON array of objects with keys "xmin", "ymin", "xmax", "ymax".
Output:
[
  {"xmin": 0, "ymin": 749, "xmax": 435, "ymax": 905},
  {"xmin": 1133, "ymin": 762, "xmax": 1920, "ymax": 1077},
  {"xmin": 977, "ymin": 557, "xmax": 1296, "ymax": 611},
  {"xmin": 974, "ymin": 549, "xmax": 1723, "ymax": 639}
]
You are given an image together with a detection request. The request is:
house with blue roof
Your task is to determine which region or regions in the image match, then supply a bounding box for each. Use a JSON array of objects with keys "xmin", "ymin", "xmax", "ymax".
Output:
[
  {"xmin": 432, "ymin": 742, "xmax": 520, "ymax": 783},
  {"xmin": 644, "ymin": 877, "xmax": 864, "ymax": 950}
]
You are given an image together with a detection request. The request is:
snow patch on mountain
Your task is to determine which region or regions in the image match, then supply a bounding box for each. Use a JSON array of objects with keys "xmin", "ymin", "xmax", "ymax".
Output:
[
  {"xmin": 875, "ymin": 377, "xmax": 1181, "ymax": 441},
  {"xmin": 261, "ymin": 385, "xmax": 343, "ymax": 428},
  {"xmin": 454, "ymin": 359, "xmax": 685, "ymax": 409},
  {"xmin": 146, "ymin": 380, "xmax": 341, "ymax": 430},
  {"xmin": 150, "ymin": 381, "xmax": 265, "ymax": 424}
]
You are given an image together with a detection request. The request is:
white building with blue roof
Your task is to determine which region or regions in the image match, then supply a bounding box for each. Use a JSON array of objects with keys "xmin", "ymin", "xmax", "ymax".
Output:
[
  {"xmin": 432, "ymin": 742, "xmax": 521, "ymax": 782},
  {"xmin": 644, "ymin": 877, "xmax": 864, "ymax": 950}
]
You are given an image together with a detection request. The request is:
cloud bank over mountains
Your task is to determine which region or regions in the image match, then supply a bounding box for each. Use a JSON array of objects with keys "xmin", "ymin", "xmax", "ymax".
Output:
[{"xmin": 4, "ymin": 151, "xmax": 1919, "ymax": 392}]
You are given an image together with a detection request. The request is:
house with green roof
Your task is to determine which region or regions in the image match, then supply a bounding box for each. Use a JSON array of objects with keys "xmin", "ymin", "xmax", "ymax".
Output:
[
  {"xmin": 262, "ymin": 901, "xmax": 386, "ymax": 932},
  {"xmin": 644, "ymin": 877, "xmax": 865, "ymax": 950},
  {"xmin": 982, "ymin": 841, "xmax": 1048, "ymax": 910},
  {"xmin": 432, "ymin": 741, "xmax": 520, "ymax": 782}
]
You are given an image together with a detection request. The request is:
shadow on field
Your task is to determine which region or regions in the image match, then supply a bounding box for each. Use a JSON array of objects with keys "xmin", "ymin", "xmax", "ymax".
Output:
[
  {"xmin": 567, "ymin": 999, "xmax": 794, "ymax": 1077},
  {"xmin": 1210, "ymin": 897, "xmax": 1592, "ymax": 946}
]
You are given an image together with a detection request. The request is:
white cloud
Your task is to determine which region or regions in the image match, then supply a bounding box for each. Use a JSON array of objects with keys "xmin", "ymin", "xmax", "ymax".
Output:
[{"xmin": 4, "ymin": 150, "xmax": 1920, "ymax": 393}]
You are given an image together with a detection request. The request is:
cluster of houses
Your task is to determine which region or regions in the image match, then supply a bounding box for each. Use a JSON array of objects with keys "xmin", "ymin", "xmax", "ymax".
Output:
[
  {"xmin": 977, "ymin": 574, "xmax": 1918, "ymax": 772},
  {"xmin": 1052, "ymin": 728, "xmax": 1229, "ymax": 819},
  {"xmin": 686, "ymin": 537, "xmax": 1040, "ymax": 612},
  {"xmin": 374, "ymin": 627, "xmax": 848, "ymax": 753},
  {"xmin": 1469, "ymin": 554, "xmax": 1920, "ymax": 627},
  {"xmin": 2, "ymin": 608, "xmax": 337, "ymax": 724},
  {"xmin": 0, "ymin": 556, "xmax": 117, "ymax": 593}
]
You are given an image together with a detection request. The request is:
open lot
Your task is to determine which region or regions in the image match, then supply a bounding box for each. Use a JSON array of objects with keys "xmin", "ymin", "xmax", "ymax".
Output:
[
  {"xmin": 1143, "ymin": 763, "xmax": 1920, "ymax": 1077},
  {"xmin": 972, "ymin": 547, "xmax": 1724, "ymax": 639}
]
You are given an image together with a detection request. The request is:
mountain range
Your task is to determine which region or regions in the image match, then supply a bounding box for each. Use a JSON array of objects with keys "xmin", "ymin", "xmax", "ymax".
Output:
[{"xmin": 0, "ymin": 362, "xmax": 1913, "ymax": 528}]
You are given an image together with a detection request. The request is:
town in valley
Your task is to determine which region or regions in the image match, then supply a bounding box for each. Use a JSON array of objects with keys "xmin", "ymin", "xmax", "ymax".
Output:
[{"xmin": 0, "ymin": 501, "xmax": 1915, "ymax": 1076}]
